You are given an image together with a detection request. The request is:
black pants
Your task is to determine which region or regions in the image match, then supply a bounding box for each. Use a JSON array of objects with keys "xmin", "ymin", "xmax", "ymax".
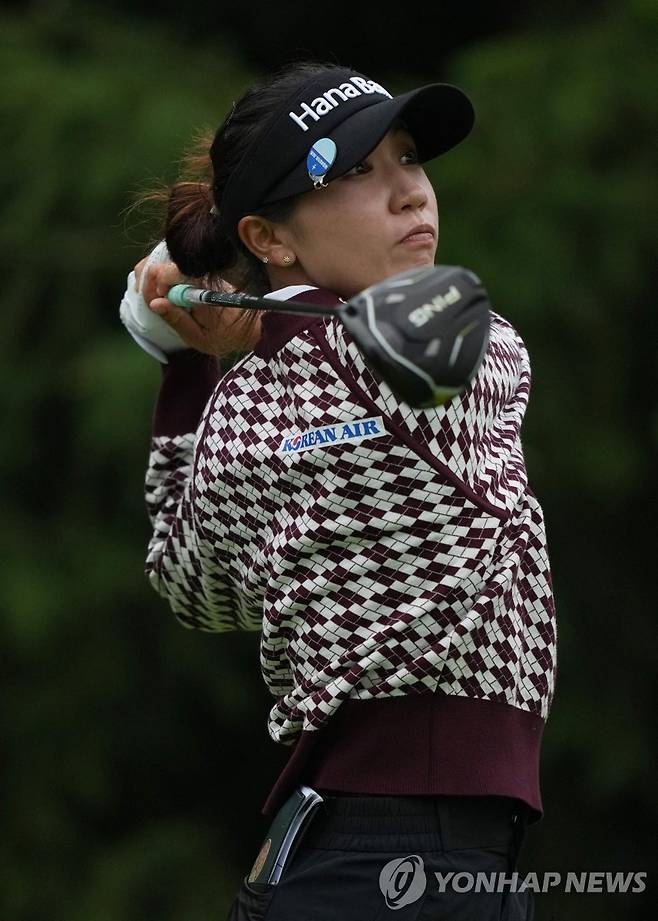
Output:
[{"xmin": 227, "ymin": 792, "xmax": 534, "ymax": 920}]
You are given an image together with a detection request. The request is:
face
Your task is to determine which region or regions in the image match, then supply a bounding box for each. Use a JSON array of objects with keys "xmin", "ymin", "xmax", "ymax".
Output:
[{"xmin": 276, "ymin": 123, "xmax": 439, "ymax": 299}]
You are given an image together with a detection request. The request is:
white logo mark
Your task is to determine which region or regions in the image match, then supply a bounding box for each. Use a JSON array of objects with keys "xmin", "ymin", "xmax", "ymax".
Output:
[
  {"xmin": 289, "ymin": 76, "xmax": 393, "ymax": 132},
  {"xmin": 408, "ymin": 285, "xmax": 462, "ymax": 328}
]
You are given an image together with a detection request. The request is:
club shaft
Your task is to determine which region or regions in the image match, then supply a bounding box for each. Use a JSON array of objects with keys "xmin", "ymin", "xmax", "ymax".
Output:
[{"xmin": 167, "ymin": 284, "xmax": 337, "ymax": 318}]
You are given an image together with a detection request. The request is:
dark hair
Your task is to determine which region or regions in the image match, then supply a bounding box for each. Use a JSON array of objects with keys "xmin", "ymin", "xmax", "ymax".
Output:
[{"xmin": 133, "ymin": 60, "xmax": 347, "ymax": 357}]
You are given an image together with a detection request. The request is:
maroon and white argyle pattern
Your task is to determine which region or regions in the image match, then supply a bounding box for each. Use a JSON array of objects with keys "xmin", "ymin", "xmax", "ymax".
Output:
[{"xmin": 145, "ymin": 309, "xmax": 557, "ymax": 746}]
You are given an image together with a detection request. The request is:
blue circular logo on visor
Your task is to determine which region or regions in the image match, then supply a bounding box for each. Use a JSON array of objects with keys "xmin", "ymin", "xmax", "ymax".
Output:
[{"xmin": 307, "ymin": 137, "xmax": 337, "ymax": 187}]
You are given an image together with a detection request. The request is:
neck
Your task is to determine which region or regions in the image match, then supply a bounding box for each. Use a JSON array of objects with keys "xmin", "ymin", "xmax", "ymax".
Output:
[{"xmin": 267, "ymin": 266, "xmax": 314, "ymax": 292}]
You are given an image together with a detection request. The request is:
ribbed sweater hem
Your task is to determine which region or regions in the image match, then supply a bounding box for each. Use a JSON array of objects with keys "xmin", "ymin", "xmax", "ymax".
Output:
[{"xmin": 262, "ymin": 692, "xmax": 545, "ymax": 825}]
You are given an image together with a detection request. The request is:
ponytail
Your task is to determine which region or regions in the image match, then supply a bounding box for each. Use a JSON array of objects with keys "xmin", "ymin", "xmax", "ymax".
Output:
[
  {"xmin": 164, "ymin": 180, "xmax": 227, "ymax": 280},
  {"xmin": 131, "ymin": 131, "xmax": 269, "ymax": 357}
]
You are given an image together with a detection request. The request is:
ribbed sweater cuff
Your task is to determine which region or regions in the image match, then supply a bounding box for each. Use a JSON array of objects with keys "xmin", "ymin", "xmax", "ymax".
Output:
[{"xmin": 152, "ymin": 350, "xmax": 221, "ymax": 437}]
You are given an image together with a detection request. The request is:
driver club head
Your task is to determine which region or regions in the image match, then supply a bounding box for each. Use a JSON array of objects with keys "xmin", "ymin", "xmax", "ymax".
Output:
[{"xmin": 338, "ymin": 264, "xmax": 491, "ymax": 408}]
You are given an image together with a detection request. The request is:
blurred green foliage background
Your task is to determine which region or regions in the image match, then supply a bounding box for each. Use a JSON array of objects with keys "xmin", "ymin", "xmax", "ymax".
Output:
[{"xmin": 1, "ymin": 1, "xmax": 656, "ymax": 919}]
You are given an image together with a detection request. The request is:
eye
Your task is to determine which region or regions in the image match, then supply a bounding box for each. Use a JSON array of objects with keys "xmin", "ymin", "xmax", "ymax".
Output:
[
  {"xmin": 401, "ymin": 148, "xmax": 419, "ymax": 164},
  {"xmin": 343, "ymin": 160, "xmax": 370, "ymax": 178}
]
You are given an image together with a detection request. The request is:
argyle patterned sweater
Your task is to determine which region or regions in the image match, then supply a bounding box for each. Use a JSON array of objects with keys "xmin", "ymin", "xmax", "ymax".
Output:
[{"xmin": 144, "ymin": 284, "xmax": 558, "ymax": 822}]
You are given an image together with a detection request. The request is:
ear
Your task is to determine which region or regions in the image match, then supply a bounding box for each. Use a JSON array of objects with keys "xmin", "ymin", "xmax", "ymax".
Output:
[{"xmin": 237, "ymin": 215, "xmax": 293, "ymax": 267}]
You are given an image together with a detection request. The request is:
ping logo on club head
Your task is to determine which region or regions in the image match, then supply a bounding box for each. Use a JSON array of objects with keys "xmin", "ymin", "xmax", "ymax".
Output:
[
  {"xmin": 379, "ymin": 854, "xmax": 427, "ymax": 910},
  {"xmin": 408, "ymin": 285, "xmax": 462, "ymax": 328}
]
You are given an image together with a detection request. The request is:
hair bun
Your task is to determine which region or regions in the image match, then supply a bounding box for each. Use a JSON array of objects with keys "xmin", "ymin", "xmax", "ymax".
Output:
[{"xmin": 164, "ymin": 181, "xmax": 228, "ymax": 278}]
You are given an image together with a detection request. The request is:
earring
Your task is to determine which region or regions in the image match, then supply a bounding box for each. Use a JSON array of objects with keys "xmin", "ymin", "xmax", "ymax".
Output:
[
  {"xmin": 282, "ymin": 254, "xmax": 294, "ymax": 265},
  {"xmin": 262, "ymin": 256, "xmax": 269, "ymax": 264}
]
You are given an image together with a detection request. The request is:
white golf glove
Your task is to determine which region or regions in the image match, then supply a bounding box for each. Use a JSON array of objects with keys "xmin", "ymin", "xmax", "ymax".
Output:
[{"xmin": 119, "ymin": 240, "xmax": 187, "ymax": 363}]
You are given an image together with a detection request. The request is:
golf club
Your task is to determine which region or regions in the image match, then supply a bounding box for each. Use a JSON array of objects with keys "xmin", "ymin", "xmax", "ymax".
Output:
[{"xmin": 167, "ymin": 264, "xmax": 491, "ymax": 409}]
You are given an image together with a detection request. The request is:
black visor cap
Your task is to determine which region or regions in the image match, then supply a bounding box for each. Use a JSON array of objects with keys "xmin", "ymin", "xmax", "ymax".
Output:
[
  {"xmin": 261, "ymin": 83, "xmax": 475, "ymax": 205},
  {"xmin": 218, "ymin": 70, "xmax": 474, "ymax": 239}
]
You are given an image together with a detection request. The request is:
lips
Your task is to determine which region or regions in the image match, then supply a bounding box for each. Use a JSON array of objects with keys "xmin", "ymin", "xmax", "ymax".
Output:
[{"xmin": 399, "ymin": 223, "xmax": 436, "ymax": 243}]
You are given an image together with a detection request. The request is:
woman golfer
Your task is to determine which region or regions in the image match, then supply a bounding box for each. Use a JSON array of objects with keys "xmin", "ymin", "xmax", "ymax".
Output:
[{"xmin": 121, "ymin": 60, "xmax": 556, "ymax": 920}]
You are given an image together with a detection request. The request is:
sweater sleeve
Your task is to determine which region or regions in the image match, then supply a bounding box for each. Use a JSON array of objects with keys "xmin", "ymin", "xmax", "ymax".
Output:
[
  {"xmin": 314, "ymin": 307, "xmax": 531, "ymax": 515},
  {"xmin": 143, "ymin": 349, "xmax": 260, "ymax": 633}
]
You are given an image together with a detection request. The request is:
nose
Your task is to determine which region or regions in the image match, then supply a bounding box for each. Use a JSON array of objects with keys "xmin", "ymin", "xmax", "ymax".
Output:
[{"xmin": 390, "ymin": 170, "xmax": 427, "ymax": 213}]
